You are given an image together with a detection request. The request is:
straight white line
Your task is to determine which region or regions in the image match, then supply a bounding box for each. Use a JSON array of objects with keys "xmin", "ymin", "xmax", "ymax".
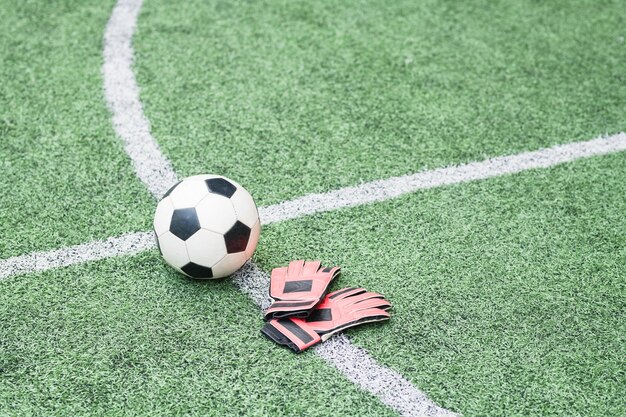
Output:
[
  {"xmin": 0, "ymin": 232, "xmax": 154, "ymax": 280},
  {"xmin": 5, "ymin": 133, "xmax": 624, "ymax": 281},
  {"xmin": 259, "ymin": 133, "xmax": 626, "ymax": 224},
  {"xmin": 315, "ymin": 336, "xmax": 455, "ymax": 417},
  {"xmin": 103, "ymin": 0, "xmax": 179, "ymax": 198}
]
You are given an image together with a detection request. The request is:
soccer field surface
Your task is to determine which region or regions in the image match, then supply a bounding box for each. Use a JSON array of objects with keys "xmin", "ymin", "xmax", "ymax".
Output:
[{"xmin": 1, "ymin": 0, "xmax": 625, "ymax": 416}]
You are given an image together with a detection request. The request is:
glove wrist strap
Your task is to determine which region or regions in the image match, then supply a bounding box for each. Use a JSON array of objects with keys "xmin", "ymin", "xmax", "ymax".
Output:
[{"xmin": 261, "ymin": 319, "xmax": 321, "ymax": 353}]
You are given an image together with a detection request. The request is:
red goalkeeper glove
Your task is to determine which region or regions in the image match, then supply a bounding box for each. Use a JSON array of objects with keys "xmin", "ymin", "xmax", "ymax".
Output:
[
  {"xmin": 264, "ymin": 260, "xmax": 340, "ymax": 320},
  {"xmin": 261, "ymin": 287, "xmax": 391, "ymax": 353}
]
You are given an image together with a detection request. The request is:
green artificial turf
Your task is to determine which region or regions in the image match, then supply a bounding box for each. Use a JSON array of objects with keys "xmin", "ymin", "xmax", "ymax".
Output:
[
  {"xmin": 0, "ymin": 0, "xmax": 155, "ymax": 258},
  {"xmin": 0, "ymin": 252, "xmax": 396, "ymax": 417},
  {"xmin": 2, "ymin": 0, "xmax": 626, "ymax": 416},
  {"xmin": 257, "ymin": 152, "xmax": 626, "ymax": 416},
  {"xmin": 135, "ymin": 0, "xmax": 626, "ymax": 206}
]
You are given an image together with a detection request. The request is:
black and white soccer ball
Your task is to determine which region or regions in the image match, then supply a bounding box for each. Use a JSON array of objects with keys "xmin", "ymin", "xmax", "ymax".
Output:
[{"xmin": 153, "ymin": 175, "xmax": 260, "ymax": 279}]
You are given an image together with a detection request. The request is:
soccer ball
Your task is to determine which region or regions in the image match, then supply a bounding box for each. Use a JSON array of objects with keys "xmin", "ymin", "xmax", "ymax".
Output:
[{"xmin": 153, "ymin": 174, "xmax": 260, "ymax": 279}]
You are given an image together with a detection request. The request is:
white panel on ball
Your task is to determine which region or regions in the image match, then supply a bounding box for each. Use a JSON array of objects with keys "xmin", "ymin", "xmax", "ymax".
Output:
[
  {"xmin": 212, "ymin": 252, "xmax": 249, "ymax": 278},
  {"xmin": 196, "ymin": 194, "xmax": 237, "ymax": 234},
  {"xmin": 245, "ymin": 220, "xmax": 261, "ymax": 259},
  {"xmin": 153, "ymin": 197, "xmax": 175, "ymax": 237},
  {"xmin": 158, "ymin": 231, "xmax": 190, "ymax": 268},
  {"xmin": 186, "ymin": 174, "xmax": 219, "ymax": 181},
  {"xmin": 169, "ymin": 179, "xmax": 210, "ymax": 209},
  {"xmin": 185, "ymin": 229, "xmax": 228, "ymax": 267},
  {"xmin": 230, "ymin": 187, "xmax": 259, "ymax": 227}
]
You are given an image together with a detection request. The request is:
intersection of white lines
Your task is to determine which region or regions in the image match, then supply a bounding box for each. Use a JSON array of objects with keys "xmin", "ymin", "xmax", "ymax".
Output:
[{"xmin": 2, "ymin": 0, "xmax": 626, "ymax": 415}]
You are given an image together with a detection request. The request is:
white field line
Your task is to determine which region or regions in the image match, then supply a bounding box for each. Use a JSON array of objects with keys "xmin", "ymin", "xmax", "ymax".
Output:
[
  {"xmin": 101, "ymin": 1, "xmax": 459, "ymax": 415},
  {"xmin": 259, "ymin": 133, "xmax": 626, "ymax": 224},
  {"xmin": 233, "ymin": 263, "xmax": 457, "ymax": 417},
  {"xmin": 2, "ymin": 136, "xmax": 625, "ymax": 415},
  {"xmin": 103, "ymin": 0, "xmax": 179, "ymax": 198},
  {"xmin": 6, "ymin": 0, "xmax": 624, "ymax": 413},
  {"xmin": 0, "ymin": 232, "xmax": 154, "ymax": 280},
  {"xmin": 4, "ymin": 133, "xmax": 625, "ymax": 281}
]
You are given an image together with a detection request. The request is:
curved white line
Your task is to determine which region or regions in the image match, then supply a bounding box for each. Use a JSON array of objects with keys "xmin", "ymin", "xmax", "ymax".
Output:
[
  {"xmin": 103, "ymin": 0, "xmax": 179, "ymax": 198},
  {"xmin": 100, "ymin": 1, "xmax": 457, "ymax": 415}
]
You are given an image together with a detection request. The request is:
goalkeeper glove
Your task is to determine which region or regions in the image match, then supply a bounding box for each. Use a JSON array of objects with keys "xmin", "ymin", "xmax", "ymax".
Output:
[
  {"xmin": 261, "ymin": 287, "xmax": 391, "ymax": 353},
  {"xmin": 264, "ymin": 260, "xmax": 340, "ymax": 320}
]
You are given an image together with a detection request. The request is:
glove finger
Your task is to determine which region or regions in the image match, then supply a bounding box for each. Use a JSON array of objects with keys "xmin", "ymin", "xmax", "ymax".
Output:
[
  {"xmin": 268, "ymin": 266, "xmax": 288, "ymax": 299},
  {"xmin": 350, "ymin": 297, "xmax": 392, "ymax": 311},
  {"xmin": 270, "ymin": 266, "xmax": 288, "ymax": 279},
  {"xmin": 326, "ymin": 287, "xmax": 365, "ymax": 300},
  {"xmin": 318, "ymin": 312, "xmax": 390, "ymax": 342},
  {"xmin": 316, "ymin": 287, "xmax": 362, "ymax": 309},
  {"xmin": 340, "ymin": 291, "xmax": 387, "ymax": 306},
  {"xmin": 318, "ymin": 265, "xmax": 341, "ymax": 277},
  {"xmin": 287, "ymin": 260, "xmax": 305, "ymax": 278},
  {"xmin": 352, "ymin": 307, "xmax": 391, "ymax": 322},
  {"xmin": 317, "ymin": 266, "xmax": 341, "ymax": 289},
  {"xmin": 302, "ymin": 260, "xmax": 322, "ymax": 276}
]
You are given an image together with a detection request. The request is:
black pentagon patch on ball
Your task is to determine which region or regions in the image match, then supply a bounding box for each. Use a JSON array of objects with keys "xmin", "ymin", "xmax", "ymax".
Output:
[
  {"xmin": 181, "ymin": 262, "xmax": 213, "ymax": 279},
  {"xmin": 162, "ymin": 180, "xmax": 182, "ymax": 198},
  {"xmin": 224, "ymin": 221, "xmax": 251, "ymax": 253},
  {"xmin": 169, "ymin": 208, "xmax": 201, "ymax": 240},
  {"xmin": 205, "ymin": 178, "xmax": 237, "ymax": 198}
]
